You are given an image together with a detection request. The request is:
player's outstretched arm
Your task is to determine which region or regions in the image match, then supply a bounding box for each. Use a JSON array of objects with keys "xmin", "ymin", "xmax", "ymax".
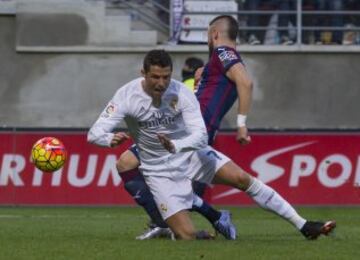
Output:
[
  {"xmin": 88, "ymin": 96, "xmax": 126, "ymax": 147},
  {"xmin": 226, "ymin": 63, "xmax": 253, "ymax": 145}
]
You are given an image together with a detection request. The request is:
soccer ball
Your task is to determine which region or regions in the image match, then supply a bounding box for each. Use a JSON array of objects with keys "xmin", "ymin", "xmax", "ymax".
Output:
[{"xmin": 31, "ymin": 137, "xmax": 67, "ymax": 172}]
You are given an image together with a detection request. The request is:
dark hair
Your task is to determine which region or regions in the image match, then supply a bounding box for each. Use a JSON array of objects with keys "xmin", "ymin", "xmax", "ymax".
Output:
[
  {"xmin": 209, "ymin": 15, "xmax": 238, "ymax": 41},
  {"xmin": 143, "ymin": 49, "xmax": 173, "ymax": 73},
  {"xmin": 184, "ymin": 57, "xmax": 204, "ymax": 73}
]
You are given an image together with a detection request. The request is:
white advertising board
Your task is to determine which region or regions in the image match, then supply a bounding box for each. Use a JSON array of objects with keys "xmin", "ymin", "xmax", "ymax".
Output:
[
  {"xmin": 180, "ymin": 0, "xmax": 238, "ymax": 43},
  {"xmin": 0, "ymin": 0, "xmax": 15, "ymax": 14}
]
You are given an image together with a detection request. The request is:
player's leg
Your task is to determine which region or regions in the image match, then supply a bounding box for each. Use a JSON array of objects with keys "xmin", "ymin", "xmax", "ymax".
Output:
[
  {"xmin": 187, "ymin": 148, "xmax": 237, "ymax": 240},
  {"xmin": 213, "ymin": 160, "xmax": 336, "ymax": 239},
  {"xmin": 143, "ymin": 174, "xmax": 214, "ymax": 240},
  {"xmin": 213, "ymin": 161, "xmax": 305, "ymax": 227},
  {"xmin": 165, "ymin": 210, "xmax": 196, "ymax": 240},
  {"xmin": 192, "ymin": 182, "xmax": 230, "ymax": 231},
  {"xmin": 121, "ymin": 146, "xmax": 229, "ymax": 228},
  {"xmin": 192, "ymin": 194, "xmax": 221, "ymax": 224},
  {"xmin": 191, "ymin": 181, "xmax": 222, "ymax": 223},
  {"xmin": 118, "ymin": 145, "xmax": 232, "ymax": 239},
  {"xmin": 192, "ymin": 181, "xmax": 207, "ymax": 197},
  {"xmin": 192, "ymin": 181, "xmax": 232, "ymax": 234},
  {"xmin": 192, "ymin": 194, "xmax": 235, "ymax": 239},
  {"xmin": 117, "ymin": 147, "xmax": 168, "ymax": 230},
  {"xmin": 163, "ymin": 209, "xmax": 214, "ymax": 240}
]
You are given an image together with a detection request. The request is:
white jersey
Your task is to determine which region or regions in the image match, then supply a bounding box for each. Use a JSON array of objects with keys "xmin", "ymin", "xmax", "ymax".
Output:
[{"xmin": 88, "ymin": 77, "xmax": 208, "ymax": 176}]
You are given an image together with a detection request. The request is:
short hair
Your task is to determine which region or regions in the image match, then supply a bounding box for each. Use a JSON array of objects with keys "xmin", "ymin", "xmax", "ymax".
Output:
[
  {"xmin": 143, "ymin": 49, "xmax": 173, "ymax": 73},
  {"xmin": 184, "ymin": 57, "xmax": 204, "ymax": 73},
  {"xmin": 209, "ymin": 15, "xmax": 238, "ymax": 41}
]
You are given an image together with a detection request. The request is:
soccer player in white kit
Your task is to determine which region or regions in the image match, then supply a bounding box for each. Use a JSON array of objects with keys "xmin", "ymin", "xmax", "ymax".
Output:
[
  {"xmin": 88, "ymin": 49, "xmax": 336, "ymax": 240},
  {"xmin": 88, "ymin": 49, "xmax": 221, "ymax": 239}
]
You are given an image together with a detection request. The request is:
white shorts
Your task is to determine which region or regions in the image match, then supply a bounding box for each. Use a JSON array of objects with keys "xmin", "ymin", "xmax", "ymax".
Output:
[
  {"xmin": 144, "ymin": 173, "xmax": 193, "ymax": 220},
  {"xmin": 186, "ymin": 146, "xmax": 231, "ymax": 184},
  {"xmin": 143, "ymin": 146, "xmax": 231, "ymax": 220}
]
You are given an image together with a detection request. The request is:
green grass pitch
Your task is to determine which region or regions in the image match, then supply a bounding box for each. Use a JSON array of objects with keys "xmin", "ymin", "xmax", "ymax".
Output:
[{"xmin": 0, "ymin": 206, "xmax": 359, "ymax": 259}]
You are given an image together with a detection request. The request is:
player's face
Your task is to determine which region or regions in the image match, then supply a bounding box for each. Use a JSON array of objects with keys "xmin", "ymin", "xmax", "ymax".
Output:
[{"xmin": 142, "ymin": 65, "xmax": 172, "ymax": 99}]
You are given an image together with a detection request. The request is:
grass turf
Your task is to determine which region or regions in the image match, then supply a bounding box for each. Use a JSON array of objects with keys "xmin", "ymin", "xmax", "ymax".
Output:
[{"xmin": 0, "ymin": 207, "xmax": 358, "ymax": 260}]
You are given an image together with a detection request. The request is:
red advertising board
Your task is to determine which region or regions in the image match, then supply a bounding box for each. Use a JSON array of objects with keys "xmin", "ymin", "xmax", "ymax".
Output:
[{"xmin": 0, "ymin": 130, "xmax": 359, "ymax": 205}]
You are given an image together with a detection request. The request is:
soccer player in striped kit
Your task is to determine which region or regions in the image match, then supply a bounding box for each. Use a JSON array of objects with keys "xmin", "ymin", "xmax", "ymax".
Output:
[{"xmin": 196, "ymin": 21, "xmax": 250, "ymax": 147}]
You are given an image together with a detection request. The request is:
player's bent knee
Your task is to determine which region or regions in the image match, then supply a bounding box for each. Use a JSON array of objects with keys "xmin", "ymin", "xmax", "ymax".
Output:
[
  {"xmin": 230, "ymin": 168, "xmax": 252, "ymax": 190},
  {"xmin": 171, "ymin": 225, "xmax": 196, "ymax": 240},
  {"xmin": 214, "ymin": 161, "xmax": 252, "ymax": 190},
  {"xmin": 116, "ymin": 150, "xmax": 140, "ymax": 172},
  {"xmin": 166, "ymin": 211, "xmax": 196, "ymax": 240},
  {"xmin": 177, "ymin": 230, "xmax": 196, "ymax": 240}
]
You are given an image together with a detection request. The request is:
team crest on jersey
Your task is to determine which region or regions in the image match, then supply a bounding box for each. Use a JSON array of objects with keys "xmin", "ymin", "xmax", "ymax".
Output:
[
  {"xmin": 218, "ymin": 49, "xmax": 238, "ymax": 67},
  {"xmin": 169, "ymin": 96, "xmax": 178, "ymax": 111}
]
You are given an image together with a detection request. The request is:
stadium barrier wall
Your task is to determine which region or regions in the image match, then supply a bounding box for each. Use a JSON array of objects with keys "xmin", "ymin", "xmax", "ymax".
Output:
[
  {"xmin": 1, "ymin": 129, "xmax": 359, "ymax": 206},
  {"xmin": 1, "ymin": 15, "xmax": 360, "ymax": 130}
]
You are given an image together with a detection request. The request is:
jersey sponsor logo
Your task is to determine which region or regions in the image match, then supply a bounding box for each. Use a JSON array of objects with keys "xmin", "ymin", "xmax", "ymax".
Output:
[
  {"xmin": 153, "ymin": 111, "xmax": 164, "ymax": 119},
  {"xmin": 138, "ymin": 112, "xmax": 181, "ymax": 129}
]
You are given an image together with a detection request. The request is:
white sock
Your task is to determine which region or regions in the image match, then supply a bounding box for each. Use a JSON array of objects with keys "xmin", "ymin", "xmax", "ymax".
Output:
[
  {"xmin": 246, "ymin": 178, "xmax": 306, "ymax": 230},
  {"xmin": 192, "ymin": 194, "xmax": 204, "ymax": 208}
]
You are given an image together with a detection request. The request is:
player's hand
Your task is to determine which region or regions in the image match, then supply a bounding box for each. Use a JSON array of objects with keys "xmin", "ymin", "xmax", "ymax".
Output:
[
  {"xmin": 157, "ymin": 133, "xmax": 175, "ymax": 153},
  {"xmin": 236, "ymin": 126, "xmax": 251, "ymax": 145},
  {"xmin": 110, "ymin": 132, "xmax": 130, "ymax": 147}
]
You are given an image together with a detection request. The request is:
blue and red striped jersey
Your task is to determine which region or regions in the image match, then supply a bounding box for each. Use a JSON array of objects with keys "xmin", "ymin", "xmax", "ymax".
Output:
[{"xmin": 196, "ymin": 46, "xmax": 243, "ymax": 144}]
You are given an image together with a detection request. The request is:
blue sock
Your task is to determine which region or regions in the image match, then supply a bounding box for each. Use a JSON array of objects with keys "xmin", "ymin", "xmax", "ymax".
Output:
[
  {"xmin": 121, "ymin": 169, "xmax": 168, "ymax": 228},
  {"xmin": 192, "ymin": 195, "xmax": 221, "ymax": 224},
  {"xmin": 192, "ymin": 181, "xmax": 207, "ymax": 197}
]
